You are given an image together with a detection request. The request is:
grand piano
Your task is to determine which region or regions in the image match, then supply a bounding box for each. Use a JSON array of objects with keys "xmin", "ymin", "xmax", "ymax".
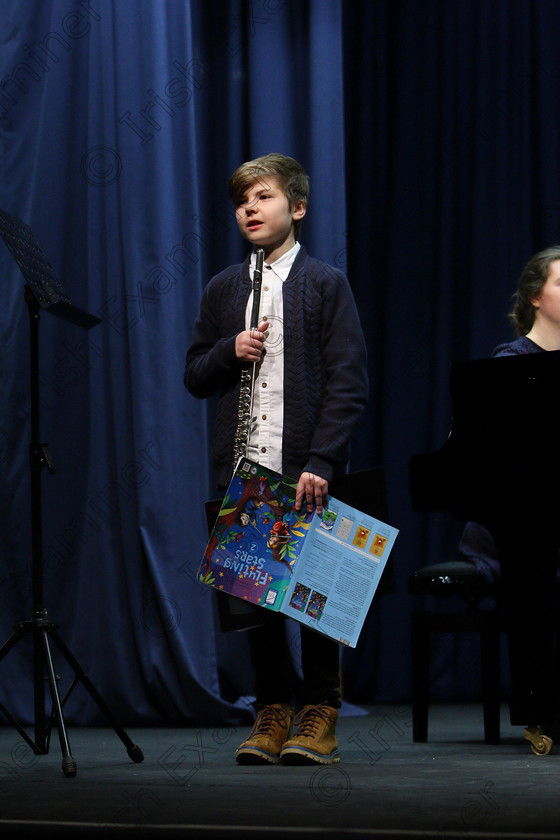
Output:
[{"xmin": 409, "ymin": 349, "xmax": 560, "ymax": 735}]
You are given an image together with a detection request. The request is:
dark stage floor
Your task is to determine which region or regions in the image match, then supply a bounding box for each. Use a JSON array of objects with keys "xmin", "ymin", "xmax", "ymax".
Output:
[{"xmin": 0, "ymin": 704, "xmax": 559, "ymax": 840}]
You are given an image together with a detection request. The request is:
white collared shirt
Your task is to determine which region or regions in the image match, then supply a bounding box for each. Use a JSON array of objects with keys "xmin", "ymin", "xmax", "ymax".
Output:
[{"xmin": 245, "ymin": 242, "xmax": 300, "ymax": 471}]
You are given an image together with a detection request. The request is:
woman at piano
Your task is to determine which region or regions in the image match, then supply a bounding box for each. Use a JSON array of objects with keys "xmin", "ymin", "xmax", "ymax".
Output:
[{"xmin": 460, "ymin": 245, "xmax": 560, "ymax": 755}]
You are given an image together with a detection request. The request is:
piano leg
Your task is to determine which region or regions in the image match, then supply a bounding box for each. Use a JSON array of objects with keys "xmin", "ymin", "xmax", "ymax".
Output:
[{"xmin": 495, "ymin": 529, "xmax": 559, "ymax": 753}]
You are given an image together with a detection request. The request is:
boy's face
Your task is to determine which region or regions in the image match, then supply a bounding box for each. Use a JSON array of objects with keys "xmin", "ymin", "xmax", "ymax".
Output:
[{"xmin": 235, "ymin": 176, "xmax": 306, "ymax": 260}]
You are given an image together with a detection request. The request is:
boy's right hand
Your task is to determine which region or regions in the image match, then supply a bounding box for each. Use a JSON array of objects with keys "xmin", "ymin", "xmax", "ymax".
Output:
[{"xmin": 235, "ymin": 321, "xmax": 269, "ymax": 362}]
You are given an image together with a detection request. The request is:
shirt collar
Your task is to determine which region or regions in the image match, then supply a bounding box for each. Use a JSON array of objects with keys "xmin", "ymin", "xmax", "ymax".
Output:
[{"xmin": 250, "ymin": 241, "xmax": 301, "ymax": 282}]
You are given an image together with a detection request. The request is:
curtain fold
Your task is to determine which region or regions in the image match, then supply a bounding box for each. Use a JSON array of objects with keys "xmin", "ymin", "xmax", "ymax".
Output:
[{"xmin": 2, "ymin": 0, "xmax": 560, "ymax": 723}]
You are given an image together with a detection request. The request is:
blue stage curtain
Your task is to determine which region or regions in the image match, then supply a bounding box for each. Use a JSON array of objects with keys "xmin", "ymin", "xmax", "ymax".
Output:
[{"xmin": 1, "ymin": 0, "xmax": 560, "ymax": 724}]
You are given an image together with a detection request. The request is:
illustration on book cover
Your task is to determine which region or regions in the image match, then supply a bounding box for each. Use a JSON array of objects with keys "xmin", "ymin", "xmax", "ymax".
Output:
[{"xmin": 198, "ymin": 461, "xmax": 313, "ymax": 610}]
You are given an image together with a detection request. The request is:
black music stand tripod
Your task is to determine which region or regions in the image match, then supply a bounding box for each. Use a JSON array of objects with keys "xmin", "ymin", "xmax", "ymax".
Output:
[{"xmin": 0, "ymin": 209, "xmax": 143, "ymax": 777}]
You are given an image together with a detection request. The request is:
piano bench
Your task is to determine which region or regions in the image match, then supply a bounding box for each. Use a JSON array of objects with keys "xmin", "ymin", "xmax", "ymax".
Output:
[{"xmin": 408, "ymin": 561, "xmax": 503, "ymax": 745}]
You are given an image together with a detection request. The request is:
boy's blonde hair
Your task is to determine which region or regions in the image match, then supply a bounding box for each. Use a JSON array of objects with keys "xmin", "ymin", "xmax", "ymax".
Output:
[{"xmin": 228, "ymin": 153, "xmax": 309, "ymax": 240}]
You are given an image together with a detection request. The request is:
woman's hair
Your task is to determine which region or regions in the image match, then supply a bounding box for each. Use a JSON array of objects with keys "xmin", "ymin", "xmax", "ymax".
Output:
[
  {"xmin": 228, "ymin": 153, "xmax": 309, "ymax": 240},
  {"xmin": 510, "ymin": 246, "xmax": 560, "ymax": 335}
]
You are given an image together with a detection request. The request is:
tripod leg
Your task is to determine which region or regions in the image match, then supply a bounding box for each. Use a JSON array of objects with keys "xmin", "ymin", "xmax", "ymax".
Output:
[
  {"xmin": 0, "ymin": 623, "xmax": 45, "ymax": 754},
  {"xmin": 0, "ymin": 622, "xmax": 30, "ymax": 663},
  {"xmin": 50, "ymin": 629, "xmax": 144, "ymax": 763},
  {"xmin": 40, "ymin": 630, "xmax": 77, "ymax": 777}
]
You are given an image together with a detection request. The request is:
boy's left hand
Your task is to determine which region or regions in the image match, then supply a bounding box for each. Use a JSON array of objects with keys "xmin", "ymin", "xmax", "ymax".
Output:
[{"xmin": 295, "ymin": 472, "xmax": 329, "ymax": 516}]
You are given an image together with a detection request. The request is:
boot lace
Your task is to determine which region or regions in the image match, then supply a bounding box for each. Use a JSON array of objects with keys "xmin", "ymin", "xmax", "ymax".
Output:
[
  {"xmin": 251, "ymin": 704, "xmax": 290, "ymax": 737},
  {"xmin": 293, "ymin": 704, "xmax": 331, "ymax": 738}
]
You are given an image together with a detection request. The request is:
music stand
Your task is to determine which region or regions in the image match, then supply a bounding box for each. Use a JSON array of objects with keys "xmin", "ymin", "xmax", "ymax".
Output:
[{"xmin": 0, "ymin": 209, "xmax": 143, "ymax": 776}]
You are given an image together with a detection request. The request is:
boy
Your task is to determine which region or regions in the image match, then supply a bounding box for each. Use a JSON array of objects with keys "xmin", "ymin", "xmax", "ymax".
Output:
[{"xmin": 184, "ymin": 153, "xmax": 368, "ymax": 764}]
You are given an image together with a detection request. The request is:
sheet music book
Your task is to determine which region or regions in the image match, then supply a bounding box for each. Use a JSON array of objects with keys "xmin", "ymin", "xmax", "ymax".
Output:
[{"xmin": 197, "ymin": 459, "xmax": 399, "ymax": 647}]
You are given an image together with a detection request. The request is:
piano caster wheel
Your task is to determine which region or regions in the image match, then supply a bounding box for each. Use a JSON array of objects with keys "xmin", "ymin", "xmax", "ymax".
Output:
[{"xmin": 524, "ymin": 727, "xmax": 553, "ymax": 755}]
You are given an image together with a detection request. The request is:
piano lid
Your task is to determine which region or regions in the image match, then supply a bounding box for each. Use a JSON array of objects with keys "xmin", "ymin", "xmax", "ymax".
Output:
[{"xmin": 409, "ymin": 349, "xmax": 560, "ymax": 524}]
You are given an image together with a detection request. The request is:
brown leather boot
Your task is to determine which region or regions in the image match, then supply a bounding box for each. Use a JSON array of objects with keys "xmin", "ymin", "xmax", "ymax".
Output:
[
  {"xmin": 235, "ymin": 703, "xmax": 294, "ymax": 765},
  {"xmin": 280, "ymin": 703, "xmax": 340, "ymax": 764}
]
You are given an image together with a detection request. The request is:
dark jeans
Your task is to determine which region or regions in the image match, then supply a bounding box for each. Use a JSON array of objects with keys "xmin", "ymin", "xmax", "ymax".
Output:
[{"xmin": 247, "ymin": 613, "xmax": 341, "ymax": 709}]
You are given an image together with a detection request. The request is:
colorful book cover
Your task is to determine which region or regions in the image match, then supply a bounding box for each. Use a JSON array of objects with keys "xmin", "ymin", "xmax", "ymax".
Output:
[
  {"xmin": 198, "ymin": 459, "xmax": 312, "ymax": 611},
  {"xmin": 198, "ymin": 458, "xmax": 399, "ymax": 646}
]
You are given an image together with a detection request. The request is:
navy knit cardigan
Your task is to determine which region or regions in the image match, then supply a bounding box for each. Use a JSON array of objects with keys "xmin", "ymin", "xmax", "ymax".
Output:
[{"xmin": 184, "ymin": 246, "xmax": 369, "ymax": 489}]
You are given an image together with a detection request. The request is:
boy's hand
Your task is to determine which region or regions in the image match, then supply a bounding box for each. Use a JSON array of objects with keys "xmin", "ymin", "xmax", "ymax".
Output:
[
  {"xmin": 235, "ymin": 321, "xmax": 269, "ymax": 362},
  {"xmin": 295, "ymin": 472, "xmax": 329, "ymax": 516}
]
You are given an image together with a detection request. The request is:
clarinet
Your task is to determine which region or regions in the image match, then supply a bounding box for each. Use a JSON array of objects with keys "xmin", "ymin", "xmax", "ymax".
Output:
[{"xmin": 232, "ymin": 247, "xmax": 265, "ymax": 471}]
